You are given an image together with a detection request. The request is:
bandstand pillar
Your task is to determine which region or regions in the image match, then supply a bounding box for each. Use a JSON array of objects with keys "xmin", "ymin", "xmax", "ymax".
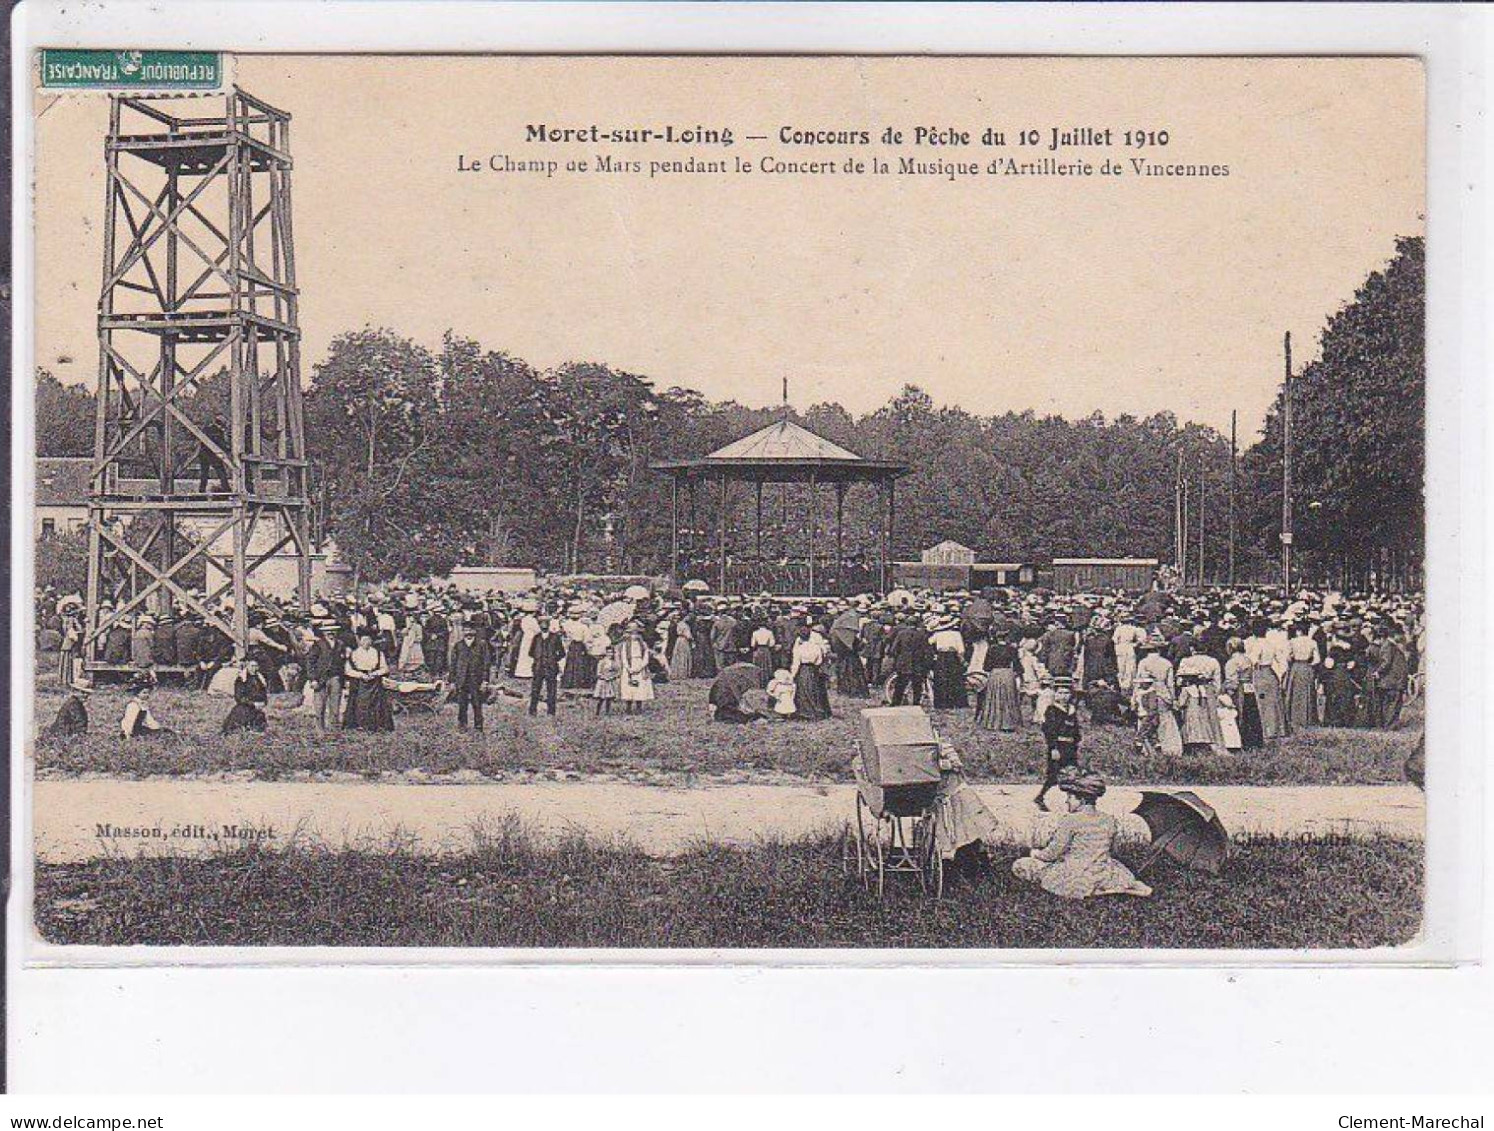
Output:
[
  {"xmin": 755, "ymin": 479, "xmax": 764, "ymax": 562},
  {"xmin": 807, "ymin": 470, "xmax": 817, "ymax": 597},
  {"xmin": 718, "ymin": 470, "xmax": 729, "ymax": 595},
  {"xmin": 670, "ymin": 476, "xmax": 680, "ymax": 583},
  {"xmin": 835, "ymin": 482, "xmax": 846, "ymax": 597}
]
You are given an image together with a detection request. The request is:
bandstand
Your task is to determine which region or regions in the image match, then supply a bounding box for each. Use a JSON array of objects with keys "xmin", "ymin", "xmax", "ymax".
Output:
[{"xmin": 651, "ymin": 419, "xmax": 909, "ymax": 597}]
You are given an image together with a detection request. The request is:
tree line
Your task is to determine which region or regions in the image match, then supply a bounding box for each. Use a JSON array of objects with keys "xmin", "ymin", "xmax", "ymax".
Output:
[{"xmin": 36, "ymin": 236, "xmax": 1424, "ymax": 591}]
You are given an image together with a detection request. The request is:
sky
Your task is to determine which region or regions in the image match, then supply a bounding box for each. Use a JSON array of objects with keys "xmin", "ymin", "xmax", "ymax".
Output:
[{"xmin": 32, "ymin": 55, "xmax": 1424, "ymax": 440}]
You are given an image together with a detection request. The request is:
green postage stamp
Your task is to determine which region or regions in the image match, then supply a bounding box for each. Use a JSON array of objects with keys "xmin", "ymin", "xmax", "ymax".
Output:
[{"xmin": 39, "ymin": 49, "xmax": 221, "ymax": 89}]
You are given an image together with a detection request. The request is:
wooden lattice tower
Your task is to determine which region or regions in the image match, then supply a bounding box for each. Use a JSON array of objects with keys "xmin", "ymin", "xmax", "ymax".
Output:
[{"xmin": 84, "ymin": 88, "xmax": 309, "ymax": 672}]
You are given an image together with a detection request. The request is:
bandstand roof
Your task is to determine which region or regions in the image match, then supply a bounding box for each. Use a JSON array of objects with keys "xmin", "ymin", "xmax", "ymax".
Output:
[{"xmin": 651, "ymin": 419, "xmax": 909, "ymax": 483}]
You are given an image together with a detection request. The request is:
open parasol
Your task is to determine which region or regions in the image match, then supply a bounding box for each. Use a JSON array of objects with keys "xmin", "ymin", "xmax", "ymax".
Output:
[
  {"xmin": 1132, "ymin": 790, "xmax": 1229, "ymax": 876},
  {"xmin": 596, "ymin": 599, "xmax": 636, "ymax": 628},
  {"xmin": 681, "ymin": 579, "xmax": 711, "ymax": 593},
  {"xmin": 623, "ymin": 584, "xmax": 652, "ymax": 601}
]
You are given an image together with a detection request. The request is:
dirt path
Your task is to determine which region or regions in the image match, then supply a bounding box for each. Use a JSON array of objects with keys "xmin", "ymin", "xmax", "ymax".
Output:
[{"xmin": 32, "ymin": 778, "xmax": 1425, "ymax": 862}]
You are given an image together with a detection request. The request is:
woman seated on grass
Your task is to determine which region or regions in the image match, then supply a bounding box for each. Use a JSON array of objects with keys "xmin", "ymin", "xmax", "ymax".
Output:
[
  {"xmin": 930, "ymin": 740, "xmax": 1002, "ymax": 880},
  {"xmin": 1012, "ymin": 767, "xmax": 1152, "ymax": 900},
  {"xmin": 120, "ymin": 674, "xmax": 174, "ymax": 739},
  {"xmin": 766, "ymin": 668, "xmax": 796, "ymax": 718},
  {"xmin": 44, "ymin": 679, "xmax": 92, "ymax": 738},
  {"xmin": 221, "ymin": 658, "xmax": 269, "ymax": 735}
]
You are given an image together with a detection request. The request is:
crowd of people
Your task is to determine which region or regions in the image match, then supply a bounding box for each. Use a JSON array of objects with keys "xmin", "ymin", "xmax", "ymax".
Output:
[
  {"xmin": 33, "ymin": 578, "xmax": 1424, "ymax": 902},
  {"xmin": 34, "ymin": 580, "xmax": 1423, "ymax": 754}
]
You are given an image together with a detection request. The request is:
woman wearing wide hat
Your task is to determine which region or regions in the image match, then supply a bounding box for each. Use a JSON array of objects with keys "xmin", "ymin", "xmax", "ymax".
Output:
[
  {"xmin": 1012, "ymin": 768, "xmax": 1152, "ymax": 899},
  {"xmin": 616, "ymin": 621, "xmax": 655, "ymax": 714},
  {"xmin": 789, "ymin": 623, "xmax": 831, "ymax": 721},
  {"xmin": 121, "ymin": 672, "xmax": 174, "ymax": 739},
  {"xmin": 222, "ymin": 658, "xmax": 270, "ymax": 735}
]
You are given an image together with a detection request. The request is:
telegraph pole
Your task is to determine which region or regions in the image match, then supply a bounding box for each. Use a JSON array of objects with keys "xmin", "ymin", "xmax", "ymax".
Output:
[
  {"xmin": 1281, "ymin": 332, "xmax": 1294, "ymax": 592},
  {"xmin": 1180, "ymin": 459, "xmax": 1190, "ymax": 587},
  {"xmin": 1197, "ymin": 457, "xmax": 1206, "ymax": 587},
  {"xmin": 1228, "ymin": 409, "xmax": 1237, "ymax": 585},
  {"xmin": 1174, "ymin": 449, "xmax": 1185, "ymax": 581}
]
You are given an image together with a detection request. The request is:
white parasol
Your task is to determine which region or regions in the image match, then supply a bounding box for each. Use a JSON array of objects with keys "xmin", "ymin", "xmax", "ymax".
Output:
[{"xmin": 597, "ymin": 600, "xmax": 636, "ymax": 628}]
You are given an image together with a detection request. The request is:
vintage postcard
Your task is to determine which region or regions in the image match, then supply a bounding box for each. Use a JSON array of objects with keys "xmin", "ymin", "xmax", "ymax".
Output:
[{"xmin": 21, "ymin": 52, "xmax": 1427, "ymax": 954}]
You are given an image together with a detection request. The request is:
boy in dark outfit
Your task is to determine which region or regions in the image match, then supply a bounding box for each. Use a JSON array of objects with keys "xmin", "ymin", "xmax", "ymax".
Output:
[{"xmin": 1036, "ymin": 677, "xmax": 1082, "ymax": 811}]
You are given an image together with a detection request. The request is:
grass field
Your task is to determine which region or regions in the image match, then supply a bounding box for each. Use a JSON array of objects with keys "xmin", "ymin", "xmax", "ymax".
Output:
[
  {"xmin": 35, "ymin": 823, "xmax": 1422, "ymax": 948},
  {"xmin": 32, "ymin": 671, "xmax": 1421, "ymax": 786}
]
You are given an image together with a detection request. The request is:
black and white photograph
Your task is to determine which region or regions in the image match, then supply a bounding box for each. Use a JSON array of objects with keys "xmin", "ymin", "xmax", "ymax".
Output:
[{"xmin": 22, "ymin": 52, "xmax": 1430, "ymax": 953}]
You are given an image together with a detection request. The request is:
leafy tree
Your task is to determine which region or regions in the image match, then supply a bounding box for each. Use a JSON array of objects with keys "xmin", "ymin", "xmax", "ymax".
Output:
[
  {"xmin": 1240, "ymin": 236, "xmax": 1424, "ymax": 589},
  {"xmin": 35, "ymin": 370, "xmax": 96, "ymax": 457},
  {"xmin": 305, "ymin": 328, "xmax": 446, "ymax": 580},
  {"xmin": 35, "ymin": 527, "xmax": 90, "ymax": 594}
]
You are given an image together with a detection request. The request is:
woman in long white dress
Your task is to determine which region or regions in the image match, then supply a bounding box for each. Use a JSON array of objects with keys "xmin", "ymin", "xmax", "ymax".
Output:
[
  {"xmin": 1112, "ymin": 618, "xmax": 1146, "ymax": 692},
  {"xmin": 1017, "ymin": 638, "xmax": 1047, "ymax": 724},
  {"xmin": 513, "ymin": 610, "xmax": 541, "ymax": 679},
  {"xmin": 616, "ymin": 623, "xmax": 655, "ymax": 714},
  {"xmin": 397, "ymin": 618, "xmax": 425, "ymax": 673}
]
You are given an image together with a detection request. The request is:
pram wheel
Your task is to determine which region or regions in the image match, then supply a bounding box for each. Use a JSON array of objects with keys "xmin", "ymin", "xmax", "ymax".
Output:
[
  {"xmin": 840, "ymin": 806, "xmax": 865, "ymax": 884},
  {"xmin": 913, "ymin": 816, "xmax": 944, "ymax": 900},
  {"xmin": 855, "ymin": 790, "xmax": 882, "ymax": 893}
]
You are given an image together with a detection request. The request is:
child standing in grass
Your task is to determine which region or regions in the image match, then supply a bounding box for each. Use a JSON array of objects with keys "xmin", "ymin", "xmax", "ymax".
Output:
[
  {"xmin": 593, "ymin": 651, "xmax": 620, "ymax": 716},
  {"xmin": 1035, "ymin": 677, "xmax": 1081, "ymax": 811}
]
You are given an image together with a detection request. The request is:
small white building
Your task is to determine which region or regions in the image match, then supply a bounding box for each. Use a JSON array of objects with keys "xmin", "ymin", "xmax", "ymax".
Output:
[
  {"xmin": 921, "ymin": 540, "xmax": 977, "ymax": 566},
  {"xmin": 34, "ymin": 457, "xmax": 91, "ymax": 540},
  {"xmin": 449, "ymin": 566, "xmax": 539, "ymax": 594}
]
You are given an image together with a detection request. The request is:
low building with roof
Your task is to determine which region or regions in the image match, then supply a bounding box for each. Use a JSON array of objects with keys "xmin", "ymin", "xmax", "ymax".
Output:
[{"xmin": 35, "ymin": 457, "xmax": 92, "ymax": 540}]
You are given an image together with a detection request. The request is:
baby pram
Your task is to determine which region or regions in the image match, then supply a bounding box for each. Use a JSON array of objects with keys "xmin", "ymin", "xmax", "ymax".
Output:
[{"xmin": 843, "ymin": 706, "xmax": 944, "ymax": 898}]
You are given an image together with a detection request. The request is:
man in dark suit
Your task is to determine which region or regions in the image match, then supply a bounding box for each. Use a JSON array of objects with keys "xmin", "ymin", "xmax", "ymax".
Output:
[
  {"xmin": 528, "ymin": 618, "xmax": 565, "ymax": 716},
  {"xmin": 306, "ymin": 622, "xmax": 346, "ymax": 732},
  {"xmin": 450, "ymin": 621, "xmax": 491, "ymax": 731},
  {"xmin": 886, "ymin": 614, "xmax": 931, "ymax": 706},
  {"xmin": 1038, "ymin": 617, "xmax": 1078, "ymax": 679},
  {"xmin": 1367, "ymin": 626, "xmax": 1409, "ymax": 729}
]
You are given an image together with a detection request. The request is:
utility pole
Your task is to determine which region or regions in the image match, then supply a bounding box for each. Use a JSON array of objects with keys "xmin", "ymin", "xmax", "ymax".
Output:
[
  {"xmin": 1228, "ymin": 410, "xmax": 1237, "ymax": 585},
  {"xmin": 1282, "ymin": 331, "xmax": 1294, "ymax": 592},
  {"xmin": 1174, "ymin": 449, "xmax": 1185, "ymax": 580},
  {"xmin": 1197, "ymin": 457, "xmax": 1206, "ymax": 587},
  {"xmin": 1180, "ymin": 459, "xmax": 1190, "ymax": 587}
]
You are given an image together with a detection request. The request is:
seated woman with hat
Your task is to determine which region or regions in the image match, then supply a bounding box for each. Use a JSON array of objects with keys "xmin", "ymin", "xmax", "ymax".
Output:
[
  {"xmin": 44, "ymin": 677, "xmax": 92, "ymax": 738},
  {"xmin": 221, "ymin": 658, "xmax": 270, "ymax": 735},
  {"xmin": 1012, "ymin": 767, "xmax": 1152, "ymax": 899},
  {"xmin": 121, "ymin": 673, "xmax": 174, "ymax": 739}
]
